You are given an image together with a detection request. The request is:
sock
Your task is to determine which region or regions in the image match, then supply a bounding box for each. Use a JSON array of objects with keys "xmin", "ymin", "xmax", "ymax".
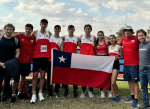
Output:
[
  {"xmin": 131, "ymin": 95, "xmax": 134, "ymax": 99},
  {"xmin": 32, "ymin": 91, "xmax": 36, "ymax": 94},
  {"xmin": 18, "ymin": 91, "xmax": 21, "ymax": 95},
  {"xmin": 39, "ymin": 90, "xmax": 42, "ymax": 93},
  {"xmin": 12, "ymin": 94, "xmax": 16, "ymax": 97}
]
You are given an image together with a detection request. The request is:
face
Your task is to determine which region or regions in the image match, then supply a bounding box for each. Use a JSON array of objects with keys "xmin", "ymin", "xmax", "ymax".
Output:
[
  {"xmin": 40, "ymin": 22, "xmax": 47, "ymax": 30},
  {"xmin": 68, "ymin": 28, "xmax": 75, "ymax": 35},
  {"xmin": 137, "ymin": 32, "xmax": 146, "ymax": 43},
  {"xmin": 124, "ymin": 29, "xmax": 133, "ymax": 37},
  {"xmin": 54, "ymin": 27, "xmax": 61, "ymax": 34},
  {"xmin": 4, "ymin": 26, "xmax": 13, "ymax": 37},
  {"xmin": 97, "ymin": 32, "xmax": 104, "ymax": 39},
  {"xmin": 25, "ymin": 27, "xmax": 33, "ymax": 35},
  {"xmin": 84, "ymin": 26, "xmax": 92, "ymax": 35},
  {"xmin": 109, "ymin": 36, "xmax": 116, "ymax": 44}
]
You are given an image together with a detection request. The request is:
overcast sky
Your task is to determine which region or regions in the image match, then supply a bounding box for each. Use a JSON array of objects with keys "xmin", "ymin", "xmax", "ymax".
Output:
[{"xmin": 0, "ymin": 0, "xmax": 150, "ymax": 36}]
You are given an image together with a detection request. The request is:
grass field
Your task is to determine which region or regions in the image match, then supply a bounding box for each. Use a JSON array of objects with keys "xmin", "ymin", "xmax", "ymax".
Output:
[{"xmin": 0, "ymin": 81, "xmax": 148, "ymax": 109}]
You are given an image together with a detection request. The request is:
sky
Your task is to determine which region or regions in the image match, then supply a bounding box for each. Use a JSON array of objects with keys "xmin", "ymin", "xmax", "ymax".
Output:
[{"xmin": 0, "ymin": 0, "xmax": 150, "ymax": 36}]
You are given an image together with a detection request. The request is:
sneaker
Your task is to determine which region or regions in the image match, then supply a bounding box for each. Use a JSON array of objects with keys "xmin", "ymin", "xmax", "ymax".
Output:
[
  {"xmin": 88, "ymin": 91, "xmax": 94, "ymax": 98},
  {"xmin": 55, "ymin": 92, "xmax": 60, "ymax": 98},
  {"xmin": 108, "ymin": 91, "xmax": 112, "ymax": 98},
  {"xmin": 63, "ymin": 89, "xmax": 68, "ymax": 97},
  {"xmin": 30, "ymin": 94, "xmax": 37, "ymax": 104},
  {"xmin": 11, "ymin": 95, "xmax": 16, "ymax": 104},
  {"xmin": 101, "ymin": 91, "xmax": 105, "ymax": 98},
  {"xmin": 141, "ymin": 100, "xmax": 150, "ymax": 109},
  {"xmin": 73, "ymin": 91, "xmax": 78, "ymax": 98},
  {"xmin": 46, "ymin": 94, "xmax": 52, "ymax": 98},
  {"xmin": 80, "ymin": 91, "xmax": 86, "ymax": 98},
  {"xmin": 111, "ymin": 97, "xmax": 116, "ymax": 102},
  {"xmin": 123, "ymin": 96, "xmax": 133, "ymax": 103},
  {"xmin": 115, "ymin": 96, "xmax": 120, "ymax": 102},
  {"xmin": 38, "ymin": 93, "xmax": 44, "ymax": 101},
  {"xmin": 17, "ymin": 92, "xmax": 23, "ymax": 100},
  {"xmin": 131, "ymin": 100, "xmax": 139, "ymax": 108}
]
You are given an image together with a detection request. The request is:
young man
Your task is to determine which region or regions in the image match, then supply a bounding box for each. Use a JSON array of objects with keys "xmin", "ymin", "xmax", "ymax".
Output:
[
  {"xmin": 0, "ymin": 23, "xmax": 20, "ymax": 103},
  {"xmin": 137, "ymin": 29, "xmax": 150, "ymax": 109},
  {"xmin": 62, "ymin": 25, "xmax": 80, "ymax": 97},
  {"xmin": 79, "ymin": 24, "xmax": 96, "ymax": 98},
  {"xmin": 120, "ymin": 26, "xmax": 139, "ymax": 108},
  {"xmin": 30, "ymin": 19, "xmax": 52, "ymax": 103},
  {"xmin": 47, "ymin": 25, "xmax": 63, "ymax": 98},
  {"xmin": 14, "ymin": 24, "xmax": 36, "ymax": 99}
]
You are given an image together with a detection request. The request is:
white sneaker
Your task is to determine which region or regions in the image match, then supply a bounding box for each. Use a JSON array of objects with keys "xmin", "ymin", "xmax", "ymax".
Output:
[
  {"xmin": 108, "ymin": 91, "xmax": 112, "ymax": 98},
  {"xmin": 80, "ymin": 91, "xmax": 86, "ymax": 98},
  {"xmin": 30, "ymin": 94, "xmax": 37, "ymax": 103},
  {"xmin": 101, "ymin": 91, "xmax": 105, "ymax": 98},
  {"xmin": 38, "ymin": 93, "xmax": 45, "ymax": 101},
  {"xmin": 88, "ymin": 91, "xmax": 94, "ymax": 98}
]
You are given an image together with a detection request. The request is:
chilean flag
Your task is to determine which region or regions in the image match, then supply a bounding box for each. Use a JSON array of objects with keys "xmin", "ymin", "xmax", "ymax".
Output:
[{"xmin": 51, "ymin": 49, "xmax": 115, "ymax": 89}]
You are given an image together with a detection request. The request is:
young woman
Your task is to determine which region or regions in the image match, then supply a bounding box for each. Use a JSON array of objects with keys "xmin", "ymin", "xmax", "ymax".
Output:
[
  {"xmin": 95, "ymin": 31, "xmax": 112, "ymax": 99},
  {"xmin": 108, "ymin": 35, "xmax": 123, "ymax": 102}
]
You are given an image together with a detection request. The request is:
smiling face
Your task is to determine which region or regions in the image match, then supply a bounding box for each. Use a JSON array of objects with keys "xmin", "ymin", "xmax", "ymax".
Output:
[
  {"xmin": 25, "ymin": 27, "xmax": 33, "ymax": 36},
  {"xmin": 109, "ymin": 35, "xmax": 116, "ymax": 44},
  {"xmin": 97, "ymin": 32, "xmax": 104, "ymax": 40},
  {"xmin": 68, "ymin": 27, "xmax": 75, "ymax": 35},
  {"xmin": 137, "ymin": 31, "xmax": 146, "ymax": 43},
  {"xmin": 54, "ymin": 27, "xmax": 61, "ymax": 35},
  {"xmin": 4, "ymin": 26, "xmax": 13, "ymax": 37},
  {"xmin": 84, "ymin": 26, "xmax": 92, "ymax": 35},
  {"xmin": 123, "ymin": 29, "xmax": 133, "ymax": 37},
  {"xmin": 40, "ymin": 22, "xmax": 47, "ymax": 30}
]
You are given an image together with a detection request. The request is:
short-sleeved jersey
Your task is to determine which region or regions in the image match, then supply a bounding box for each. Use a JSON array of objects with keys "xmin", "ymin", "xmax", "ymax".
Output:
[
  {"xmin": 49, "ymin": 35, "xmax": 63, "ymax": 62},
  {"xmin": 96, "ymin": 39, "xmax": 108, "ymax": 54},
  {"xmin": 120, "ymin": 35, "xmax": 139, "ymax": 65},
  {"xmin": 80, "ymin": 35, "xmax": 94, "ymax": 55},
  {"xmin": 108, "ymin": 45, "xmax": 119, "ymax": 56},
  {"xmin": 63, "ymin": 35, "xmax": 77, "ymax": 53},
  {"xmin": 0, "ymin": 36, "xmax": 21, "ymax": 62},
  {"xmin": 33, "ymin": 30, "xmax": 50, "ymax": 58},
  {"xmin": 14, "ymin": 34, "xmax": 36, "ymax": 63}
]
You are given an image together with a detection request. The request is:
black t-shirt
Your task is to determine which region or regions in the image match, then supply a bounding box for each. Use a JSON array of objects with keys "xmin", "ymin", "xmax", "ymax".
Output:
[{"xmin": 0, "ymin": 36, "xmax": 21, "ymax": 62}]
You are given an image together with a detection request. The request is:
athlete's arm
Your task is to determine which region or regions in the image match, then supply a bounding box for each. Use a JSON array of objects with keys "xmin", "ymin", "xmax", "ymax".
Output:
[
  {"xmin": 78, "ymin": 35, "xmax": 82, "ymax": 47},
  {"xmin": 31, "ymin": 31, "xmax": 38, "ymax": 38},
  {"xmin": 116, "ymin": 45, "xmax": 123, "ymax": 59},
  {"xmin": 15, "ymin": 48, "xmax": 20, "ymax": 59},
  {"xmin": 62, "ymin": 36, "xmax": 65, "ymax": 41},
  {"xmin": 60, "ymin": 39, "xmax": 64, "ymax": 51},
  {"xmin": 77, "ymin": 36, "xmax": 81, "ymax": 47},
  {"xmin": 48, "ymin": 31, "xmax": 52, "ymax": 36},
  {"xmin": 93, "ymin": 35, "xmax": 96, "ymax": 46}
]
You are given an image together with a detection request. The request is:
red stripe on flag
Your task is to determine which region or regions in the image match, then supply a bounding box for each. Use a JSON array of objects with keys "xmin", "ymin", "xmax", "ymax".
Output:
[{"xmin": 52, "ymin": 67, "xmax": 112, "ymax": 89}]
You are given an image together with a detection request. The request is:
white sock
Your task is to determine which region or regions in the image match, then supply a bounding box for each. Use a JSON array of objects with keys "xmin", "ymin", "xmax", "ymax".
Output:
[
  {"xmin": 17, "ymin": 91, "xmax": 21, "ymax": 95},
  {"xmin": 12, "ymin": 94, "xmax": 16, "ymax": 97}
]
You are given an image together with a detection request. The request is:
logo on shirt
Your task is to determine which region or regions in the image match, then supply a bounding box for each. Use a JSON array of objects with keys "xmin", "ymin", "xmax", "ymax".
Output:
[
  {"xmin": 31, "ymin": 40, "xmax": 34, "ymax": 43},
  {"xmin": 73, "ymin": 40, "xmax": 75, "ymax": 42},
  {"xmin": 131, "ymin": 40, "xmax": 135, "ymax": 43},
  {"xmin": 123, "ymin": 41, "xmax": 124, "ymax": 43},
  {"xmin": 90, "ymin": 40, "xmax": 92, "ymax": 42},
  {"xmin": 22, "ymin": 39, "xmax": 24, "ymax": 41},
  {"xmin": 46, "ymin": 35, "xmax": 48, "ymax": 37},
  {"xmin": 114, "ymin": 50, "xmax": 117, "ymax": 52}
]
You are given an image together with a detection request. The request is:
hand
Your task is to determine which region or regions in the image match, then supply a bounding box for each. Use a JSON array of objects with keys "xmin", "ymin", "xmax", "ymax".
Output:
[
  {"xmin": 17, "ymin": 32, "xmax": 22, "ymax": 36},
  {"xmin": 0, "ymin": 62, "xmax": 6, "ymax": 68},
  {"xmin": 115, "ymin": 56, "xmax": 118, "ymax": 60}
]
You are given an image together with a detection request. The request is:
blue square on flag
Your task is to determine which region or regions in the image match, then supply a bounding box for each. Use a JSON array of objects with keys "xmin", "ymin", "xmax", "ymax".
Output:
[{"xmin": 53, "ymin": 49, "xmax": 72, "ymax": 67}]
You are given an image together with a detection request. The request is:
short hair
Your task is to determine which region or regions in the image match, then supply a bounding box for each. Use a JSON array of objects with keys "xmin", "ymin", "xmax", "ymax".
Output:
[
  {"xmin": 84, "ymin": 24, "xmax": 92, "ymax": 31},
  {"xmin": 68, "ymin": 25, "xmax": 75, "ymax": 30},
  {"xmin": 25, "ymin": 23, "xmax": 33, "ymax": 30},
  {"xmin": 40, "ymin": 19, "xmax": 48, "ymax": 24},
  {"xmin": 54, "ymin": 25, "xmax": 61, "ymax": 29},
  {"xmin": 4, "ymin": 23, "xmax": 15, "ymax": 32},
  {"xmin": 136, "ymin": 29, "xmax": 147, "ymax": 37}
]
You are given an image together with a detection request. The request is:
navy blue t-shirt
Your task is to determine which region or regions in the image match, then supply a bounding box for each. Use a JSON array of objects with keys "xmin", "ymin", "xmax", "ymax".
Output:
[{"xmin": 0, "ymin": 36, "xmax": 21, "ymax": 62}]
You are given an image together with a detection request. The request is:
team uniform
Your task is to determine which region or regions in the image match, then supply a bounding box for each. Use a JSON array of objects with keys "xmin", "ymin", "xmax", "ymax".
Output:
[
  {"xmin": 80, "ymin": 35, "xmax": 94, "ymax": 97},
  {"xmin": 108, "ymin": 45, "xmax": 120, "ymax": 70},
  {"xmin": 14, "ymin": 34, "xmax": 36, "ymax": 76},
  {"xmin": 47, "ymin": 35, "xmax": 63, "ymax": 96},
  {"xmin": 33, "ymin": 30, "xmax": 50, "ymax": 72},
  {"xmin": 63, "ymin": 35, "xmax": 78, "ymax": 95},
  {"xmin": 96, "ymin": 39, "xmax": 108, "ymax": 55},
  {"xmin": 120, "ymin": 35, "xmax": 139, "ymax": 82}
]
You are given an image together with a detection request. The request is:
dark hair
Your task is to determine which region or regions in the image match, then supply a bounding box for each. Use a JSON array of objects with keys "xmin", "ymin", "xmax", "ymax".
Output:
[
  {"xmin": 54, "ymin": 25, "xmax": 61, "ymax": 29},
  {"xmin": 4, "ymin": 23, "xmax": 15, "ymax": 32},
  {"xmin": 84, "ymin": 24, "xmax": 92, "ymax": 31},
  {"xmin": 68, "ymin": 25, "xmax": 75, "ymax": 30},
  {"xmin": 25, "ymin": 23, "xmax": 33, "ymax": 30},
  {"xmin": 95, "ymin": 31, "xmax": 105, "ymax": 46},
  {"xmin": 108, "ymin": 34, "xmax": 117, "ymax": 46},
  {"xmin": 136, "ymin": 29, "xmax": 147, "ymax": 37},
  {"xmin": 40, "ymin": 19, "xmax": 48, "ymax": 24}
]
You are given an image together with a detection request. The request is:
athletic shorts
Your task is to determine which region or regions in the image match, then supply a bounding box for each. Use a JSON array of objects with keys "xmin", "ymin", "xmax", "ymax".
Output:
[
  {"xmin": 123, "ymin": 65, "xmax": 139, "ymax": 82},
  {"xmin": 113, "ymin": 60, "xmax": 120, "ymax": 70},
  {"xmin": 33, "ymin": 58, "xmax": 49, "ymax": 72},
  {"xmin": 19, "ymin": 63, "xmax": 31, "ymax": 76}
]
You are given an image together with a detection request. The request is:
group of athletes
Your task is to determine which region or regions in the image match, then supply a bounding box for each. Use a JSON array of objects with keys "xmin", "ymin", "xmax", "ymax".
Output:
[{"xmin": 0, "ymin": 18, "xmax": 149, "ymax": 109}]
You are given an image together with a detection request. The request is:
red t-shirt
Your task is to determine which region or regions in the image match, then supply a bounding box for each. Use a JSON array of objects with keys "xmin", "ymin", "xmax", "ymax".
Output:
[
  {"xmin": 14, "ymin": 34, "xmax": 36, "ymax": 63},
  {"xmin": 96, "ymin": 39, "xmax": 108, "ymax": 54},
  {"xmin": 120, "ymin": 35, "xmax": 139, "ymax": 65}
]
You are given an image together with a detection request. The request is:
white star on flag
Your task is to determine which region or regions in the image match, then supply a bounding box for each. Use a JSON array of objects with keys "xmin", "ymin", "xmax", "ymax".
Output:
[{"xmin": 58, "ymin": 55, "xmax": 67, "ymax": 63}]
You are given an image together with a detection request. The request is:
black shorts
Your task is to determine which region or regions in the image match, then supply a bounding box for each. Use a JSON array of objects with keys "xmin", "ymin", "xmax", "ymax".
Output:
[
  {"xmin": 20, "ymin": 63, "xmax": 31, "ymax": 76},
  {"xmin": 33, "ymin": 58, "xmax": 49, "ymax": 72},
  {"xmin": 113, "ymin": 60, "xmax": 120, "ymax": 70}
]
